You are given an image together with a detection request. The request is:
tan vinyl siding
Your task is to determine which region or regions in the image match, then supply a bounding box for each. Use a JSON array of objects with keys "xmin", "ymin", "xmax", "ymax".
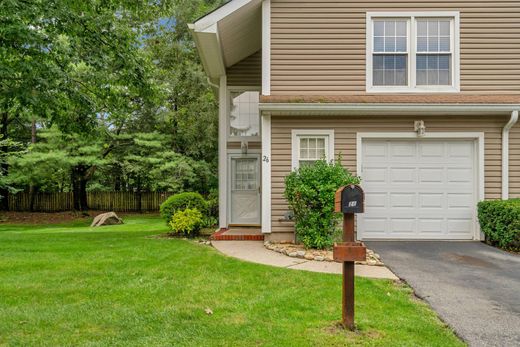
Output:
[
  {"xmin": 226, "ymin": 50, "xmax": 262, "ymax": 87},
  {"xmin": 270, "ymin": 115, "xmax": 507, "ymax": 234},
  {"xmin": 510, "ymin": 123, "xmax": 520, "ymax": 199},
  {"xmin": 270, "ymin": 0, "xmax": 520, "ymax": 95}
]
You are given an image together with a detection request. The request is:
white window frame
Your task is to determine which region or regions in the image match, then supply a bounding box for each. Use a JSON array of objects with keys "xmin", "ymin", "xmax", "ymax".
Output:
[
  {"xmin": 227, "ymin": 86, "xmax": 262, "ymax": 142},
  {"xmin": 366, "ymin": 12, "xmax": 460, "ymax": 93},
  {"xmin": 291, "ymin": 130, "xmax": 335, "ymax": 169}
]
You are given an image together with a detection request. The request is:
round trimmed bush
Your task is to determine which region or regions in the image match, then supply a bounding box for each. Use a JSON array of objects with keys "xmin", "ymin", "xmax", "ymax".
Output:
[
  {"xmin": 160, "ymin": 192, "xmax": 207, "ymax": 223},
  {"xmin": 169, "ymin": 208, "xmax": 203, "ymax": 237}
]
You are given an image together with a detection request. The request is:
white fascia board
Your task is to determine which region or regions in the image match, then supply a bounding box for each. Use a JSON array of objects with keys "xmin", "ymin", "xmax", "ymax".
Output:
[
  {"xmin": 189, "ymin": 24, "xmax": 225, "ymax": 79},
  {"xmin": 194, "ymin": 0, "xmax": 255, "ymax": 31},
  {"xmin": 259, "ymin": 103, "xmax": 520, "ymax": 115}
]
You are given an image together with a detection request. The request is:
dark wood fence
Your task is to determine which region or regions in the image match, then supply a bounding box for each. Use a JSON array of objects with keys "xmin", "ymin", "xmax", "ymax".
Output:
[{"xmin": 6, "ymin": 192, "xmax": 174, "ymax": 212}]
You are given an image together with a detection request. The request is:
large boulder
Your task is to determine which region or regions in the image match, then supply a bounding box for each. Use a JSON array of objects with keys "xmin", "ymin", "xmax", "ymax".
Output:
[{"xmin": 91, "ymin": 212, "xmax": 123, "ymax": 227}]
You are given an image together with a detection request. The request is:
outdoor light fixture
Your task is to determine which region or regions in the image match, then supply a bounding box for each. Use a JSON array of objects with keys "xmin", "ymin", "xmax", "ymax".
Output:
[
  {"xmin": 414, "ymin": 120, "xmax": 426, "ymax": 137},
  {"xmin": 241, "ymin": 140, "xmax": 248, "ymax": 154}
]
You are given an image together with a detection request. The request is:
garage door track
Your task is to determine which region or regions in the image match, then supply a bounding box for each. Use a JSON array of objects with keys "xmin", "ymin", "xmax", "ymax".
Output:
[{"xmin": 366, "ymin": 241, "xmax": 520, "ymax": 347}]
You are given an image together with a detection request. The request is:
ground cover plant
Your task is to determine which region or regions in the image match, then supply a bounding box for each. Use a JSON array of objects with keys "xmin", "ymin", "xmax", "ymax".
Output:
[{"xmin": 0, "ymin": 216, "xmax": 463, "ymax": 346}]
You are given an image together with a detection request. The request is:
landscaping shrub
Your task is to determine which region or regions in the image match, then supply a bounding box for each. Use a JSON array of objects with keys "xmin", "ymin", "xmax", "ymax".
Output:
[
  {"xmin": 160, "ymin": 192, "xmax": 207, "ymax": 223},
  {"xmin": 478, "ymin": 199, "xmax": 520, "ymax": 251},
  {"xmin": 284, "ymin": 158, "xmax": 360, "ymax": 249},
  {"xmin": 168, "ymin": 208, "xmax": 203, "ymax": 236}
]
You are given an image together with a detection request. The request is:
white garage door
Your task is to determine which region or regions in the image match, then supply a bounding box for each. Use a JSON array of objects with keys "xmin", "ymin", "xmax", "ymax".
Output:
[{"xmin": 359, "ymin": 139, "xmax": 478, "ymax": 240}]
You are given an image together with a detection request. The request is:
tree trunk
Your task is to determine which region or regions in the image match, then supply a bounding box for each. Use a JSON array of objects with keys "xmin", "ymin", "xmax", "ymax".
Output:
[
  {"xmin": 136, "ymin": 176, "xmax": 142, "ymax": 213},
  {"xmin": 29, "ymin": 119, "xmax": 38, "ymax": 212},
  {"xmin": 29, "ymin": 185, "xmax": 39, "ymax": 212},
  {"xmin": 0, "ymin": 112, "xmax": 9, "ymax": 211},
  {"xmin": 71, "ymin": 165, "xmax": 89, "ymax": 211}
]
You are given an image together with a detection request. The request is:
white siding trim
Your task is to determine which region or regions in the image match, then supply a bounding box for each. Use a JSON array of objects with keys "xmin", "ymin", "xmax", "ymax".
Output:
[
  {"xmin": 218, "ymin": 76, "xmax": 228, "ymax": 229},
  {"xmin": 502, "ymin": 110, "xmax": 519, "ymax": 199},
  {"xmin": 261, "ymin": 114, "xmax": 272, "ymax": 233},
  {"xmin": 356, "ymin": 132, "xmax": 485, "ymax": 241},
  {"xmin": 291, "ymin": 129, "xmax": 335, "ymax": 170},
  {"xmin": 366, "ymin": 11, "xmax": 460, "ymax": 93},
  {"xmin": 193, "ymin": 0, "xmax": 254, "ymax": 31},
  {"xmin": 262, "ymin": 0, "xmax": 271, "ymax": 96}
]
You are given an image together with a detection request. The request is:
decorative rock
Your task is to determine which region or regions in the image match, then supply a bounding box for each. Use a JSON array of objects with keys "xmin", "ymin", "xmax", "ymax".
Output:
[
  {"xmin": 262, "ymin": 242, "xmax": 384, "ymax": 266},
  {"xmin": 90, "ymin": 212, "xmax": 123, "ymax": 227},
  {"xmin": 296, "ymin": 250, "xmax": 306, "ymax": 257}
]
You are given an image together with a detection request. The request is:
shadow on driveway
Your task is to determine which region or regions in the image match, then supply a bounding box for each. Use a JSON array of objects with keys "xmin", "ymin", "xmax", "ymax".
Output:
[{"xmin": 366, "ymin": 241, "xmax": 520, "ymax": 347}]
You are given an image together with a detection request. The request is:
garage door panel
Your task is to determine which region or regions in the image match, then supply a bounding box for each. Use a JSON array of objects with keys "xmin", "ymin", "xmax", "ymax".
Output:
[{"xmin": 360, "ymin": 138, "xmax": 477, "ymax": 240}]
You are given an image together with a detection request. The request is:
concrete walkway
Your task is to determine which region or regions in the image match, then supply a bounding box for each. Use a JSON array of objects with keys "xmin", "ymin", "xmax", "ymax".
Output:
[{"xmin": 212, "ymin": 241, "xmax": 398, "ymax": 280}]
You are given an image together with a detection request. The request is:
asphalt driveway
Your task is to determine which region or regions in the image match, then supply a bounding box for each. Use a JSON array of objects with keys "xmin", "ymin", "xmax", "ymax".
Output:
[{"xmin": 366, "ymin": 241, "xmax": 520, "ymax": 347}]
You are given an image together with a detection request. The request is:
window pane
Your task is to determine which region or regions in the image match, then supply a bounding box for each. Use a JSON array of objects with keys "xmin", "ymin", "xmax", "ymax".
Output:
[
  {"xmin": 385, "ymin": 37, "xmax": 396, "ymax": 52},
  {"xmin": 373, "ymin": 55, "xmax": 384, "ymax": 69},
  {"xmin": 417, "ymin": 70, "xmax": 427, "ymax": 85},
  {"xmin": 396, "ymin": 21, "xmax": 407, "ymax": 36},
  {"xmin": 229, "ymin": 91, "xmax": 260, "ymax": 137},
  {"xmin": 417, "ymin": 36, "xmax": 428, "ymax": 52},
  {"xmin": 396, "ymin": 37, "xmax": 407, "ymax": 52},
  {"xmin": 428, "ymin": 36, "xmax": 439, "ymax": 51},
  {"xmin": 374, "ymin": 19, "xmax": 407, "ymax": 53},
  {"xmin": 417, "ymin": 20, "xmax": 428, "ymax": 36},
  {"xmin": 373, "ymin": 54, "xmax": 407, "ymax": 86},
  {"xmin": 417, "ymin": 19, "xmax": 452, "ymax": 53},
  {"xmin": 416, "ymin": 54, "xmax": 451, "ymax": 86},
  {"xmin": 385, "ymin": 21, "xmax": 395, "ymax": 36},
  {"xmin": 374, "ymin": 37, "xmax": 385, "ymax": 52},
  {"xmin": 374, "ymin": 21, "xmax": 385, "ymax": 36},
  {"xmin": 439, "ymin": 36, "xmax": 450, "ymax": 51},
  {"xmin": 439, "ymin": 20, "xmax": 450, "ymax": 36}
]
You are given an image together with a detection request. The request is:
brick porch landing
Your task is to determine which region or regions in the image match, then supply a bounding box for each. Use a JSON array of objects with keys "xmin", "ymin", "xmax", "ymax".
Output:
[{"xmin": 211, "ymin": 228, "xmax": 264, "ymax": 241}]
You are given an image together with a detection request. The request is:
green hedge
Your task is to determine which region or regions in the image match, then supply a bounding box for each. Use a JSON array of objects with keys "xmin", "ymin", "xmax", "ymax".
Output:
[
  {"xmin": 477, "ymin": 199, "xmax": 520, "ymax": 251},
  {"xmin": 284, "ymin": 158, "xmax": 360, "ymax": 249},
  {"xmin": 160, "ymin": 192, "xmax": 207, "ymax": 223}
]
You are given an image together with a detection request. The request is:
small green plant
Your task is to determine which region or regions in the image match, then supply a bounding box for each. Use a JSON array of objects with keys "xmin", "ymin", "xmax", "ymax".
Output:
[
  {"xmin": 169, "ymin": 208, "xmax": 204, "ymax": 237},
  {"xmin": 160, "ymin": 192, "xmax": 207, "ymax": 223},
  {"xmin": 478, "ymin": 199, "xmax": 520, "ymax": 251},
  {"xmin": 284, "ymin": 158, "xmax": 360, "ymax": 249}
]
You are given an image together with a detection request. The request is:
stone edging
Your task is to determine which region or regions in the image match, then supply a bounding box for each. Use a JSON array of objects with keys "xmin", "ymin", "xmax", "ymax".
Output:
[{"xmin": 264, "ymin": 241, "xmax": 384, "ymax": 266}]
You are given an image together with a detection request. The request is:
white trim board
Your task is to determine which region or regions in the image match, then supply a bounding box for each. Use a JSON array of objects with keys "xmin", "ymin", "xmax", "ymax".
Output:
[
  {"xmin": 262, "ymin": 0, "xmax": 271, "ymax": 96},
  {"xmin": 366, "ymin": 11, "xmax": 460, "ymax": 93},
  {"xmin": 261, "ymin": 114, "xmax": 272, "ymax": 233},
  {"xmin": 218, "ymin": 76, "xmax": 228, "ymax": 229},
  {"xmin": 259, "ymin": 103, "xmax": 520, "ymax": 116},
  {"xmin": 356, "ymin": 132, "xmax": 485, "ymax": 241},
  {"xmin": 193, "ymin": 0, "xmax": 257, "ymax": 31}
]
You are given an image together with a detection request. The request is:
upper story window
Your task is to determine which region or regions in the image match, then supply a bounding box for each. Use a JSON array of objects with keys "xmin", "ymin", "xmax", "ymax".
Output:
[
  {"xmin": 229, "ymin": 91, "xmax": 260, "ymax": 138},
  {"xmin": 367, "ymin": 12, "xmax": 460, "ymax": 93}
]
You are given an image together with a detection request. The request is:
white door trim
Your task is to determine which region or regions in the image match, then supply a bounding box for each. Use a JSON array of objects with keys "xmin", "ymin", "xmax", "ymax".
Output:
[
  {"xmin": 356, "ymin": 132, "xmax": 485, "ymax": 241},
  {"xmin": 227, "ymin": 152, "xmax": 262, "ymax": 226}
]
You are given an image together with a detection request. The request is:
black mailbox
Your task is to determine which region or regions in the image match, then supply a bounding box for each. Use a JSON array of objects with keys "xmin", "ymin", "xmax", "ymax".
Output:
[{"xmin": 335, "ymin": 185, "xmax": 364, "ymax": 214}]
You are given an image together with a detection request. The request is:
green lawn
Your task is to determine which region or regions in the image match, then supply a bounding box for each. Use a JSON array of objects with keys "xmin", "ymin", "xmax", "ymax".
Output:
[{"xmin": 0, "ymin": 216, "xmax": 463, "ymax": 347}]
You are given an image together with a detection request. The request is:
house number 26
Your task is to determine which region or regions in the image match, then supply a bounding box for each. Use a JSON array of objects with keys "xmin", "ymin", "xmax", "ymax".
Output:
[{"xmin": 263, "ymin": 156, "xmax": 270, "ymax": 163}]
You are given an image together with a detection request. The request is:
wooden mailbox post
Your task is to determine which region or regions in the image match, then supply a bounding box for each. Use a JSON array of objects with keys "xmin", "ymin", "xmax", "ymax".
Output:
[{"xmin": 334, "ymin": 185, "xmax": 366, "ymax": 330}]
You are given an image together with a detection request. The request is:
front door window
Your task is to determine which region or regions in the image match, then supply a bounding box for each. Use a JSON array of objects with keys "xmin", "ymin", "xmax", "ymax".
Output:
[{"xmin": 230, "ymin": 157, "xmax": 261, "ymax": 225}]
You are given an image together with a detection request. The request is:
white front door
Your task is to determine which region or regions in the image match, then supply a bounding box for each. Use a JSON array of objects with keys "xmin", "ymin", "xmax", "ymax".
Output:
[
  {"xmin": 359, "ymin": 138, "xmax": 478, "ymax": 240},
  {"xmin": 229, "ymin": 155, "xmax": 261, "ymax": 225}
]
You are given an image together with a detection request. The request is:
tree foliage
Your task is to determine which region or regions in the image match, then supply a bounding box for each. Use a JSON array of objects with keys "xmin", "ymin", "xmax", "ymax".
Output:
[{"xmin": 1, "ymin": 0, "xmax": 226, "ymax": 210}]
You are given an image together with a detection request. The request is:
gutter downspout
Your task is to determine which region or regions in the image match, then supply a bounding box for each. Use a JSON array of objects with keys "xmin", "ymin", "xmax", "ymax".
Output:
[{"xmin": 502, "ymin": 110, "xmax": 519, "ymax": 200}]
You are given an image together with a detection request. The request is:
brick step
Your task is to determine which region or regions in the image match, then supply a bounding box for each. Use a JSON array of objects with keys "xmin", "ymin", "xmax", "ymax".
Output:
[{"xmin": 211, "ymin": 228, "xmax": 264, "ymax": 241}]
